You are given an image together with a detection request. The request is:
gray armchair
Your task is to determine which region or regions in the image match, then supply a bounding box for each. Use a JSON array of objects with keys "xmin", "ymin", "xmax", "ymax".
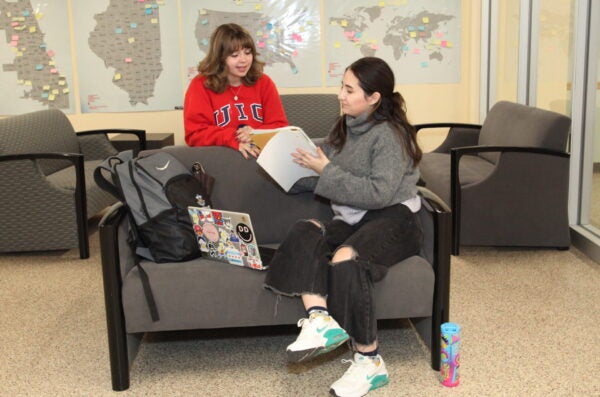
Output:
[
  {"xmin": 416, "ymin": 101, "xmax": 571, "ymax": 255},
  {"xmin": 0, "ymin": 109, "xmax": 146, "ymax": 259},
  {"xmin": 280, "ymin": 94, "xmax": 340, "ymax": 138}
]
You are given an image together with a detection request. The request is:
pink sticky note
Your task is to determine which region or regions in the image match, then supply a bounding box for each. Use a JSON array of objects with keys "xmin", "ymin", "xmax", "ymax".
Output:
[
  {"xmin": 344, "ymin": 31, "xmax": 355, "ymax": 38},
  {"xmin": 11, "ymin": 22, "xmax": 19, "ymax": 27},
  {"xmin": 47, "ymin": 50, "xmax": 55, "ymax": 57},
  {"xmin": 10, "ymin": 40, "xmax": 18, "ymax": 47},
  {"xmin": 50, "ymin": 68, "xmax": 58, "ymax": 74},
  {"xmin": 258, "ymin": 41, "xmax": 265, "ymax": 48},
  {"xmin": 125, "ymin": 57, "xmax": 132, "ymax": 63},
  {"xmin": 441, "ymin": 41, "xmax": 448, "ymax": 47},
  {"xmin": 12, "ymin": 35, "xmax": 19, "ymax": 40}
]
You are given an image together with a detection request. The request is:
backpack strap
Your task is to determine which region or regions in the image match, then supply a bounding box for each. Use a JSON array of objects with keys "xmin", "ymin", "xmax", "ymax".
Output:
[
  {"xmin": 137, "ymin": 260, "xmax": 160, "ymax": 322},
  {"xmin": 94, "ymin": 151, "xmax": 134, "ymax": 200},
  {"xmin": 125, "ymin": 214, "xmax": 160, "ymax": 322}
]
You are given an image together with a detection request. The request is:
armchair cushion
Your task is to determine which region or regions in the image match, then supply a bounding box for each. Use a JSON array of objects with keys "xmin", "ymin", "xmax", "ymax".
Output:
[
  {"xmin": 419, "ymin": 152, "xmax": 495, "ymax": 205},
  {"xmin": 478, "ymin": 101, "xmax": 571, "ymax": 163}
]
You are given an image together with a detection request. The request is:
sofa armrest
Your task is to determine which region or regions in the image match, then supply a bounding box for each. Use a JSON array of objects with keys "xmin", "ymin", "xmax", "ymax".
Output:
[
  {"xmin": 415, "ymin": 123, "xmax": 481, "ymax": 153},
  {"xmin": 77, "ymin": 129, "xmax": 146, "ymax": 160},
  {"xmin": 417, "ymin": 187, "xmax": 451, "ymax": 370},
  {"xmin": 98, "ymin": 202, "xmax": 131, "ymax": 391}
]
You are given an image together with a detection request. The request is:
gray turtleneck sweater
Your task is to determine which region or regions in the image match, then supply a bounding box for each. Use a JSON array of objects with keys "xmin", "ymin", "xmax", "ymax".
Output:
[{"xmin": 294, "ymin": 113, "xmax": 420, "ymax": 224}]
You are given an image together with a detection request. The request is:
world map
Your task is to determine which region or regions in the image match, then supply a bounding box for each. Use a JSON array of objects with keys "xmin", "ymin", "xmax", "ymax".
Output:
[{"xmin": 326, "ymin": 0, "xmax": 460, "ymax": 85}]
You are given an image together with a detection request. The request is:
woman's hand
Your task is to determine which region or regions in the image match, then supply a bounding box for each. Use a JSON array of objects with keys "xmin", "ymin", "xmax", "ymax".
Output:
[
  {"xmin": 238, "ymin": 142, "xmax": 260, "ymax": 159},
  {"xmin": 235, "ymin": 125, "xmax": 253, "ymax": 144},
  {"xmin": 292, "ymin": 147, "xmax": 329, "ymax": 174}
]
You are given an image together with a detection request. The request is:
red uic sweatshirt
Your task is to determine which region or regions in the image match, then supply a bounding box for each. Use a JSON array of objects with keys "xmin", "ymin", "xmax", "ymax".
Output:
[{"xmin": 183, "ymin": 74, "xmax": 288, "ymax": 149}]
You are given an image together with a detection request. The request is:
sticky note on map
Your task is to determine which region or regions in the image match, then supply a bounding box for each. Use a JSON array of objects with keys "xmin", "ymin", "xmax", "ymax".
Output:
[
  {"xmin": 125, "ymin": 57, "xmax": 132, "ymax": 63},
  {"xmin": 128, "ymin": 37, "xmax": 135, "ymax": 43},
  {"xmin": 151, "ymin": 18, "xmax": 158, "ymax": 23},
  {"xmin": 423, "ymin": 17, "xmax": 429, "ymax": 23},
  {"xmin": 29, "ymin": 26, "xmax": 36, "ymax": 33},
  {"xmin": 114, "ymin": 73, "xmax": 122, "ymax": 81}
]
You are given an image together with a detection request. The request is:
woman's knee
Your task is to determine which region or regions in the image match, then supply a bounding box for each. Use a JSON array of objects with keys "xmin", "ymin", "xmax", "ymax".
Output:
[{"xmin": 331, "ymin": 245, "xmax": 357, "ymax": 264}]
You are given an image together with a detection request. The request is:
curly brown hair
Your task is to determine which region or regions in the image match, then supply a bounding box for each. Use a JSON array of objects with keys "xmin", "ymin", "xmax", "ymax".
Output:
[{"xmin": 197, "ymin": 23, "xmax": 265, "ymax": 93}]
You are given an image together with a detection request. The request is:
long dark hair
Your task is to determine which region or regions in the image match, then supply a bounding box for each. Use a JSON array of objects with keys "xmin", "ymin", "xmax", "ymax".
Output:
[
  {"xmin": 197, "ymin": 23, "xmax": 265, "ymax": 93},
  {"xmin": 328, "ymin": 57, "xmax": 422, "ymax": 165}
]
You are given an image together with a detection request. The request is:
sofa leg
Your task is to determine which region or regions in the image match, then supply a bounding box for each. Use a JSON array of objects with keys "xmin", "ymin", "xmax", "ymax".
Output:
[{"xmin": 99, "ymin": 214, "xmax": 130, "ymax": 390}]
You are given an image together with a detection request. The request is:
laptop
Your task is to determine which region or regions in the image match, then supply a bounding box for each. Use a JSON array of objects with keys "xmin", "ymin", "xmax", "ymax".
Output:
[{"xmin": 187, "ymin": 206, "xmax": 274, "ymax": 270}]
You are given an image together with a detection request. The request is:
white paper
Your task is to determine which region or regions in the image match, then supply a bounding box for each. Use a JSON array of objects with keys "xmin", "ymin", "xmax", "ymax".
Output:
[{"xmin": 256, "ymin": 126, "xmax": 318, "ymax": 192}]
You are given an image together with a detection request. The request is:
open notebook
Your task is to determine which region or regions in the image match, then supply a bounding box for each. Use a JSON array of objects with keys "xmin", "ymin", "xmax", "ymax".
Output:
[{"xmin": 187, "ymin": 206, "xmax": 274, "ymax": 270}]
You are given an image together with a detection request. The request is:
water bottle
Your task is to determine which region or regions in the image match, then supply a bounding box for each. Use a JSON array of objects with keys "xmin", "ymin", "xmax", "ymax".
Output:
[{"xmin": 440, "ymin": 322, "xmax": 461, "ymax": 387}]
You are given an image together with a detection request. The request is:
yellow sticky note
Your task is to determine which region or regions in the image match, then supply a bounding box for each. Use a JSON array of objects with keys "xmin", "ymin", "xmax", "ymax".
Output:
[
  {"xmin": 423, "ymin": 17, "xmax": 429, "ymax": 23},
  {"xmin": 334, "ymin": 41, "xmax": 341, "ymax": 48},
  {"xmin": 48, "ymin": 94, "xmax": 55, "ymax": 101},
  {"xmin": 128, "ymin": 37, "xmax": 135, "ymax": 43},
  {"xmin": 16, "ymin": 51, "xmax": 23, "ymax": 56},
  {"xmin": 29, "ymin": 26, "xmax": 36, "ymax": 33},
  {"xmin": 255, "ymin": 4, "xmax": 262, "ymax": 10},
  {"xmin": 25, "ymin": 80, "xmax": 32, "ymax": 86},
  {"xmin": 340, "ymin": 20, "xmax": 348, "ymax": 27},
  {"xmin": 114, "ymin": 73, "xmax": 122, "ymax": 81},
  {"xmin": 150, "ymin": 18, "xmax": 158, "ymax": 24},
  {"xmin": 410, "ymin": 31, "xmax": 417, "ymax": 38},
  {"xmin": 58, "ymin": 80, "xmax": 66, "ymax": 86},
  {"xmin": 43, "ymin": 85, "xmax": 50, "ymax": 90},
  {"xmin": 199, "ymin": 9, "xmax": 207, "ymax": 15},
  {"xmin": 63, "ymin": 88, "xmax": 69, "ymax": 94},
  {"xmin": 36, "ymin": 13, "xmax": 43, "ymax": 20},
  {"xmin": 52, "ymin": 89, "xmax": 59, "ymax": 95},
  {"xmin": 48, "ymin": 60, "xmax": 55, "ymax": 66}
]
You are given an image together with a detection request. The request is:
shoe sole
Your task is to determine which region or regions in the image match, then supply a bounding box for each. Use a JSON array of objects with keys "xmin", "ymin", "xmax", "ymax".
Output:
[
  {"xmin": 286, "ymin": 333, "xmax": 349, "ymax": 363},
  {"xmin": 329, "ymin": 375, "xmax": 389, "ymax": 397}
]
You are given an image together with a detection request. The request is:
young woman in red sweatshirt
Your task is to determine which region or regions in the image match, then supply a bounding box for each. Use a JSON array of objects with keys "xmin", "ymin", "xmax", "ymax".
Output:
[{"xmin": 184, "ymin": 23, "xmax": 288, "ymax": 159}]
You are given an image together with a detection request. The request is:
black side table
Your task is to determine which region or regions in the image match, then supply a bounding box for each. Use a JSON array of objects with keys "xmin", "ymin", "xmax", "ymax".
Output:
[{"xmin": 111, "ymin": 132, "xmax": 175, "ymax": 155}]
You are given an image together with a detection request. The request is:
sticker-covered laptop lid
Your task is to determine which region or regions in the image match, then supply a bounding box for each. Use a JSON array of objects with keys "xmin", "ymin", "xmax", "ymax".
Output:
[{"xmin": 187, "ymin": 206, "xmax": 265, "ymax": 270}]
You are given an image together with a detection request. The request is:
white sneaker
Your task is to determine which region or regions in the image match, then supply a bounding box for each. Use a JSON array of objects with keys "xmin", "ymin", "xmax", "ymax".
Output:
[
  {"xmin": 286, "ymin": 313, "xmax": 349, "ymax": 363},
  {"xmin": 329, "ymin": 353, "xmax": 389, "ymax": 397}
]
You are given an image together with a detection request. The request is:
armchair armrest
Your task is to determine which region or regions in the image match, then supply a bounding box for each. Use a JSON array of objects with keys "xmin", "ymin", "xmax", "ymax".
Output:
[
  {"xmin": 77, "ymin": 129, "xmax": 147, "ymax": 160},
  {"xmin": 0, "ymin": 152, "xmax": 89, "ymax": 258},
  {"xmin": 415, "ymin": 123, "xmax": 481, "ymax": 153},
  {"xmin": 449, "ymin": 145, "xmax": 570, "ymax": 254}
]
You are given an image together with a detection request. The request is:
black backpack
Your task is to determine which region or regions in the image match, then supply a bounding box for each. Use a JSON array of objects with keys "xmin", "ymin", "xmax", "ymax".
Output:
[{"xmin": 95, "ymin": 150, "xmax": 214, "ymax": 263}]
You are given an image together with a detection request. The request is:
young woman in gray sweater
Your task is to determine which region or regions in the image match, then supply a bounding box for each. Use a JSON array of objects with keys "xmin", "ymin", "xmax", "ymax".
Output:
[{"xmin": 264, "ymin": 57, "xmax": 423, "ymax": 397}]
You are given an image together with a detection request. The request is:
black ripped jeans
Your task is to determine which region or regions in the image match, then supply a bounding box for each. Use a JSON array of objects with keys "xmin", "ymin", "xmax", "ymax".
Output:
[{"xmin": 264, "ymin": 204, "xmax": 423, "ymax": 345}]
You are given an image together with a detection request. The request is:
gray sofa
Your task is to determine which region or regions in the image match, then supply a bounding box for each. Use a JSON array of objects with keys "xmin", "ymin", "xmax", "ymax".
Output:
[
  {"xmin": 98, "ymin": 145, "xmax": 451, "ymax": 391},
  {"xmin": 280, "ymin": 94, "xmax": 339, "ymax": 138},
  {"xmin": 0, "ymin": 109, "xmax": 145, "ymax": 258}
]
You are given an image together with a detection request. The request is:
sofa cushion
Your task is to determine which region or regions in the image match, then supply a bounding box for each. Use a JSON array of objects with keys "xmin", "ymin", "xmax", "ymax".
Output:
[
  {"xmin": 121, "ymin": 254, "xmax": 434, "ymax": 333},
  {"xmin": 160, "ymin": 146, "xmax": 334, "ymax": 244},
  {"xmin": 419, "ymin": 152, "xmax": 495, "ymax": 205}
]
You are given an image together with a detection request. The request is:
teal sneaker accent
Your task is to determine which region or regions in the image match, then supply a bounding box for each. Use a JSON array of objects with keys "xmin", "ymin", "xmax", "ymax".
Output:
[{"xmin": 368, "ymin": 374, "xmax": 389, "ymax": 390}]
